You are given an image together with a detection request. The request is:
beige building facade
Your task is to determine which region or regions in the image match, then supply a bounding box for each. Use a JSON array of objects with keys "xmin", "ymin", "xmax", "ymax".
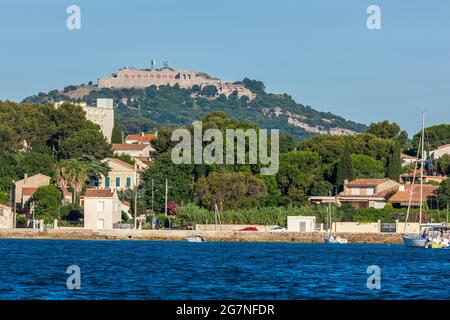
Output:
[
  {"xmin": 83, "ymin": 189, "xmax": 122, "ymax": 230},
  {"xmin": 14, "ymin": 174, "xmax": 51, "ymax": 208},
  {"xmin": 99, "ymin": 158, "xmax": 139, "ymax": 191}
]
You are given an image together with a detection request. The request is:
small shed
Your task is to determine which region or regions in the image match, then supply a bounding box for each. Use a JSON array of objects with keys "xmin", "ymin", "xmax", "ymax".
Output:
[{"xmin": 287, "ymin": 216, "xmax": 316, "ymax": 232}]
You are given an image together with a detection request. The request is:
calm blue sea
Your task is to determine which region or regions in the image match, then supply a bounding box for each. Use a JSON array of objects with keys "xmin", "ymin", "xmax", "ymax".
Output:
[{"xmin": 0, "ymin": 239, "xmax": 449, "ymax": 300}]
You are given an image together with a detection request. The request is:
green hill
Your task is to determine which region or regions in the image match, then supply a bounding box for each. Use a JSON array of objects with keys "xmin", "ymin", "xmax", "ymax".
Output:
[{"xmin": 22, "ymin": 78, "xmax": 367, "ymax": 140}]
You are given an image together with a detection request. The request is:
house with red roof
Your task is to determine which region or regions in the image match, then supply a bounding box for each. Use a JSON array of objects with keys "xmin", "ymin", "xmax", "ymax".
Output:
[
  {"xmin": 83, "ymin": 188, "xmax": 122, "ymax": 230},
  {"xmin": 309, "ymin": 178, "xmax": 400, "ymax": 209},
  {"xmin": 388, "ymin": 184, "xmax": 439, "ymax": 208},
  {"xmin": 99, "ymin": 158, "xmax": 140, "ymax": 191},
  {"xmin": 124, "ymin": 132, "xmax": 156, "ymax": 145}
]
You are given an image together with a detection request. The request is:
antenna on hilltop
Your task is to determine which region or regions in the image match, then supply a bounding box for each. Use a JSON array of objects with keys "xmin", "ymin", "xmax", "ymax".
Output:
[
  {"xmin": 163, "ymin": 60, "xmax": 169, "ymax": 68},
  {"xmin": 150, "ymin": 59, "xmax": 156, "ymax": 70}
]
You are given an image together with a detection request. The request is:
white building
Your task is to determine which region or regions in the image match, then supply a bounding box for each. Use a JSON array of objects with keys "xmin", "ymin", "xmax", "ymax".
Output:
[
  {"xmin": 287, "ymin": 216, "xmax": 316, "ymax": 232},
  {"xmin": 0, "ymin": 204, "xmax": 14, "ymax": 229},
  {"xmin": 112, "ymin": 143, "xmax": 154, "ymax": 159},
  {"xmin": 429, "ymin": 144, "xmax": 450, "ymax": 161},
  {"xmin": 83, "ymin": 98, "xmax": 114, "ymax": 142},
  {"xmin": 83, "ymin": 189, "xmax": 122, "ymax": 230},
  {"xmin": 55, "ymin": 98, "xmax": 114, "ymax": 142}
]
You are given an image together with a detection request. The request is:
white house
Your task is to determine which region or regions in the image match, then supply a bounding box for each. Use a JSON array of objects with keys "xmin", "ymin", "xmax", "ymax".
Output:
[
  {"xmin": 429, "ymin": 144, "xmax": 450, "ymax": 161},
  {"xmin": 83, "ymin": 189, "xmax": 122, "ymax": 230},
  {"xmin": 0, "ymin": 204, "xmax": 14, "ymax": 229},
  {"xmin": 287, "ymin": 216, "xmax": 316, "ymax": 232}
]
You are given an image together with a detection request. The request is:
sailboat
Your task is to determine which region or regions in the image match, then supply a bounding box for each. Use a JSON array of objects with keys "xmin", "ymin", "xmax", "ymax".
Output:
[
  {"xmin": 403, "ymin": 113, "xmax": 429, "ymax": 248},
  {"xmin": 324, "ymin": 201, "xmax": 348, "ymax": 244}
]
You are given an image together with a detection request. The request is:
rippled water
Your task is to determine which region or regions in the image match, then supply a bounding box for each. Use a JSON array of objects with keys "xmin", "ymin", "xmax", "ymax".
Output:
[{"xmin": 0, "ymin": 239, "xmax": 449, "ymax": 299}]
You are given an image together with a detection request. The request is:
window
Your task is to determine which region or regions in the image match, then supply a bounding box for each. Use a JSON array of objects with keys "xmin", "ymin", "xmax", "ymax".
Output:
[
  {"xmin": 97, "ymin": 201, "xmax": 105, "ymax": 212},
  {"xmin": 351, "ymin": 187, "xmax": 360, "ymax": 196},
  {"xmin": 116, "ymin": 177, "xmax": 120, "ymax": 187},
  {"xmin": 367, "ymin": 188, "xmax": 374, "ymax": 196},
  {"xmin": 105, "ymin": 177, "xmax": 110, "ymax": 188},
  {"xmin": 126, "ymin": 177, "xmax": 131, "ymax": 188}
]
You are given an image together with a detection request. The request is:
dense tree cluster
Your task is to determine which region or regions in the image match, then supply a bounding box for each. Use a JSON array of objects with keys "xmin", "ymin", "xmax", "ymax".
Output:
[
  {"xmin": 0, "ymin": 100, "xmax": 112, "ymax": 205},
  {"xmin": 141, "ymin": 113, "xmax": 405, "ymax": 212}
]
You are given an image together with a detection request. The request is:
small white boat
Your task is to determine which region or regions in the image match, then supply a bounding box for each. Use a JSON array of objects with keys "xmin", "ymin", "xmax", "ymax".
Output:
[
  {"xmin": 403, "ymin": 234, "xmax": 427, "ymax": 248},
  {"xmin": 184, "ymin": 235, "xmax": 206, "ymax": 243},
  {"xmin": 324, "ymin": 235, "xmax": 348, "ymax": 244}
]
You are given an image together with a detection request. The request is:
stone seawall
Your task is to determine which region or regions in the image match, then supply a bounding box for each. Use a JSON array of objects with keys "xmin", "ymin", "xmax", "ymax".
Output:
[{"xmin": 0, "ymin": 229, "xmax": 404, "ymax": 244}]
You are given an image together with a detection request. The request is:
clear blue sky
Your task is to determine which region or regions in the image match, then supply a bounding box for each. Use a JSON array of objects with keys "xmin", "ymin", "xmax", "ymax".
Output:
[{"xmin": 1, "ymin": 0, "xmax": 449, "ymax": 135}]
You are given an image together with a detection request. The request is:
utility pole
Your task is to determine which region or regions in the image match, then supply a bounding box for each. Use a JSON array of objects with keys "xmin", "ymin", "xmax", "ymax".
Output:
[
  {"xmin": 164, "ymin": 179, "xmax": 168, "ymax": 216},
  {"xmin": 11, "ymin": 181, "xmax": 16, "ymax": 229},
  {"xmin": 151, "ymin": 179, "xmax": 154, "ymax": 211}
]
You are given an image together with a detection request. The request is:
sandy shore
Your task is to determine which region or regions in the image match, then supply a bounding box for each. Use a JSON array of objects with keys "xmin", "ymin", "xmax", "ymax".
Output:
[{"xmin": 0, "ymin": 228, "xmax": 404, "ymax": 244}]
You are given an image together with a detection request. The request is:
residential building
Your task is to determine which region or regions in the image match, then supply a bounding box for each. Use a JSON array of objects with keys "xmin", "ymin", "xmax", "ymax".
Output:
[
  {"xmin": 55, "ymin": 98, "xmax": 114, "ymax": 142},
  {"xmin": 14, "ymin": 174, "xmax": 50, "ymax": 208},
  {"xmin": 400, "ymin": 169, "xmax": 447, "ymax": 185},
  {"xmin": 388, "ymin": 184, "xmax": 439, "ymax": 208},
  {"xmin": 112, "ymin": 143, "xmax": 154, "ymax": 160},
  {"xmin": 309, "ymin": 178, "xmax": 400, "ymax": 209},
  {"xmin": 401, "ymin": 153, "xmax": 416, "ymax": 167},
  {"xmin": 339, "ymin": 178, "xmax": 400, "ymax": 209},
  {"xmin": 125, "ymin": 133, "xmax": 156, "ymax": 144},
  {"xmin": 83, "ymin": 189, "xmax": 122, "ymax": 230},
  {"xmin": 0, "ymin": 204, "xmax": 14, "ymax": 229},
  {"xmin": 99, "ymin": 158, "xmax": 139, "ymax": 191},
  {"xmin": 429, "ymin": 144, "xmax": 450, "ymax": 161}
]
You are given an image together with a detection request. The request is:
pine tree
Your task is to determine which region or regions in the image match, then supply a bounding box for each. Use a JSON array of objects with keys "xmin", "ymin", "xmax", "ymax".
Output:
[
  {"xmin": 336, "ymin": 143, "xmax": 354, "ymax": 191},
  {"xmin": 111, "ymin": 119, "xmax": 122, "ymax": 143}
]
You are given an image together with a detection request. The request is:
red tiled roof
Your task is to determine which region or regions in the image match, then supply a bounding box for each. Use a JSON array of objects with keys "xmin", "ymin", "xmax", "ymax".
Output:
[
  {"xmin": 84, "ymin": 189, "xmax": 114, "ymax": 198},
  {"xmin": 437, "ymin": 144, "xmax": 450, "ymax": 150},
  {"xmin": 107, "ymin": 158, "xmax": 135, "ymax": 170},
  {"xmin": 22, "ymin": 187, "xmax": 38, "ymax": 197},
  {"xmin": 388, "ymin": 184, "xmax": 438, "ymax": 203},
  {"xmin": 401, "ymin": 153, "xmax": 416, "ymax": 160},
  {"xmin": 374, "ymin": 185, "xmax": 400, "ymax": 198},
  {"xmin": 346, "ymin": 179, "xmax": 390, "ymax": 187},
  {"xmin": 112, "ymin": 143, "xmax": 149, "ymax": 151},
  {"xmin": 121, "ymin": 201, "xmax": 130, "ymax": 207},
  {"xmin": 125, "ymin": 134, "xmax": 156, "ymax": 143}
]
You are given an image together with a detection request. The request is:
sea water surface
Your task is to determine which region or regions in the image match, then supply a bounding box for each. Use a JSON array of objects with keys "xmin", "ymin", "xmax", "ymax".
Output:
[{"xmin": 0, "ymin": 239, "xmax": 449, "ymax": 300}]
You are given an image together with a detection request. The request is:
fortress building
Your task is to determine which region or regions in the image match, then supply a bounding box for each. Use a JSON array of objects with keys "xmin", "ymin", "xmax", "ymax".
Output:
[{"xmin": 97, "ymin": 67, "xmax": 255, "ymax": 100}]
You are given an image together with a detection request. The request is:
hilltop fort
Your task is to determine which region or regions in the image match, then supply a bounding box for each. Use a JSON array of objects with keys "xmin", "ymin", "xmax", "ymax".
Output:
[{"xmin": 97, "ymin": 67, "xmax": 255, "ymax": 100}]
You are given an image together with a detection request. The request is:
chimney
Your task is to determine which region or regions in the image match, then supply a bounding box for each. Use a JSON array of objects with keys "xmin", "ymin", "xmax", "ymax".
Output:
[
  {"xmin": 399, "ymin": 185, "xmax": 405, "ymax": 192},
  {"xmin": 24, "ymin": 173, "xmax": 28, "ymax": 183},
  {"xmin": 141, "ymin": 132, "xmax": 144, "ymax": 137},
  {"xmin": 344, "ymin": 179, "xmax": 349, "ymax": 185}
]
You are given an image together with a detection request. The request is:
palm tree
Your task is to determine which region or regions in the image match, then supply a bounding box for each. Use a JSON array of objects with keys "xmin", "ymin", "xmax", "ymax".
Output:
[
  {"xmin": 76, "ymin": 155, "xmax": 110, "ymax": 186},
  {"xmin": 54, "ymin": 160, "xmax": 89, "ymax": 204}
]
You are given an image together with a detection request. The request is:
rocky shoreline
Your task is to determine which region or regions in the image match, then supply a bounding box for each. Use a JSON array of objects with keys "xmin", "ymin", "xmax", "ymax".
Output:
[{"xmin": 0, "ymin": 228, "xmax": 404, "ymax": 244}]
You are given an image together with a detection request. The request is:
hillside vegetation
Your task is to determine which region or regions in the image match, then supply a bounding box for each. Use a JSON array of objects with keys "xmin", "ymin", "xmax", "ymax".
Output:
[{"xmin": 22, "ymin": 78, "xmax": 367, "ymax": 140}]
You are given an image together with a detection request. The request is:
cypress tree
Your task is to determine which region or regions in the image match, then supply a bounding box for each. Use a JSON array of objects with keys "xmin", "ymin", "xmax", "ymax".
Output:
[
  {"xmin": 336, "ymin": 143, "xmax": 354, "ymax": 191},
  {"xmin": 387, "ymin": 141, "xmax": 401, "ymax": 181},
  {"xmin": 111, "ymin": 118, "xmax": 122, "ymax": 143}
]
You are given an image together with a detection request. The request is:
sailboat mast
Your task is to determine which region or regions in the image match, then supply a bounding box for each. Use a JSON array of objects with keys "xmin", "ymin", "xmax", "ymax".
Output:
[{"xmin": 419, "ymin": 112, "xmax": 425, "ymax": 225}]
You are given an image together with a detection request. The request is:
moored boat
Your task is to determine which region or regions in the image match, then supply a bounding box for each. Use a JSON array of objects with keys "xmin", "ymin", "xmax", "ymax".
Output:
[
  {"xmin": 324, "ymin": 235, "xmax": 348, "ymax": 244},
  {"xmin": 184, "ymin": 235, "xmax": 206, "ymax": 242}
]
